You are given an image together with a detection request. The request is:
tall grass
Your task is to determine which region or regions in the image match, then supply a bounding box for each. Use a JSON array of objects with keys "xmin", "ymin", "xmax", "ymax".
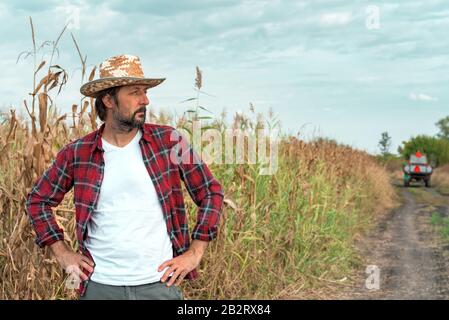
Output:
[
  {"xmin": 432, "ymin": 164, "xmax": 449, "ymax": 195},
  {"xmin": 0, "ymin": 21, "xmax": 397, "ymax": 299}
]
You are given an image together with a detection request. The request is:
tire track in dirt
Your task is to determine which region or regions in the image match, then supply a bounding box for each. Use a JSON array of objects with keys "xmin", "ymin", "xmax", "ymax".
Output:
[{"xmin": 345, "ymin": 185, "xmax": 449, "ymax": 299}]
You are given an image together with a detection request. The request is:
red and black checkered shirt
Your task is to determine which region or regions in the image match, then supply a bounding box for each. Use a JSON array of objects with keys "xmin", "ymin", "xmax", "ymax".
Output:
[{"xmin": 26, "ymin": 123, "xmax": 224, "ymax": 296}]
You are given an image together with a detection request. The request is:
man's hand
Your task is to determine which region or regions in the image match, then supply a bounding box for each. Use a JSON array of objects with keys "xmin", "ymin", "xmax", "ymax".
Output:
[
  {"xmin": 158, "ymin": 240, "xmax": 208, "ymax": 287},
  {"xmin": 50, "ymin": 241, "xmax": 94, "ymax": 281}
]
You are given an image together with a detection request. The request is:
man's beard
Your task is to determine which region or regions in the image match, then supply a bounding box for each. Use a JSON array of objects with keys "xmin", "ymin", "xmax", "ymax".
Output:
[{"xmin": 112, "ymin": 103, "xmax": 146, "ymax": 132}]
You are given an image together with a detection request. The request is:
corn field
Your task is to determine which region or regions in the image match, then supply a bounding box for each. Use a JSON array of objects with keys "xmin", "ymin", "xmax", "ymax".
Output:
[{"xmin": 0, "ymin": 20, "xmax": 397, "ymax": 300}]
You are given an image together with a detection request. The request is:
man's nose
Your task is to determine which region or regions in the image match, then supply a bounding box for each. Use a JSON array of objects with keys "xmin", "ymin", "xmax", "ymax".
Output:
[{"xmin": 141, "ymin": 93, "xmax": 150, "ymax": 105}]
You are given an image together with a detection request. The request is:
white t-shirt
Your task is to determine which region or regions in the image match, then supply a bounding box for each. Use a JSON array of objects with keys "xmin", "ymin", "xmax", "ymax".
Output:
[{"xmin": 85, "ymin": 129, "xmax": 173, "ymax": 285}]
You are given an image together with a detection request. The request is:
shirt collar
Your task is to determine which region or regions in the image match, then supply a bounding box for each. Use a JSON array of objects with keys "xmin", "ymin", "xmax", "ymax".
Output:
[{"xmin": 90, "ymin": 123, "xmax": 152, "ymax": 153}]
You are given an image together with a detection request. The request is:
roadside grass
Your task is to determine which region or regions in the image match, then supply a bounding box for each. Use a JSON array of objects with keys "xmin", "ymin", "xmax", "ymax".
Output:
[{"xmin": 430, "ymin": 212, "xmax": 449, "ymax": 241}]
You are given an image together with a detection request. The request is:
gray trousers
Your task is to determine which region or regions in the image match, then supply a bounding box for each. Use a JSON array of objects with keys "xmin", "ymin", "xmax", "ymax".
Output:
[{"xmin": 79, "ymin": 280, "xmax": 184, "ymax": 300}]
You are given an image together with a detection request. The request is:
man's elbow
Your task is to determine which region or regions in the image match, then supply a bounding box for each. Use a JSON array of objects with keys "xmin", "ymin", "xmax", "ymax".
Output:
[{"xmin": 210, "ymin": 179, "xmax": 225, "ymax": 199}]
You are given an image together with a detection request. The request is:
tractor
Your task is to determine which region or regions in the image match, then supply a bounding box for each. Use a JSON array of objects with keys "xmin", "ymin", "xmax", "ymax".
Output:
[{"xmin": 403, "ymin": 151, "xmax": 433, "ymax": 187}]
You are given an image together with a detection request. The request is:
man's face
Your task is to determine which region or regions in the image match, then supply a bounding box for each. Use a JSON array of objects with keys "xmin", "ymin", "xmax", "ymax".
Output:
[{"xmin": 108, "ymin": 84, "xmax": 150, "ymax": 130}]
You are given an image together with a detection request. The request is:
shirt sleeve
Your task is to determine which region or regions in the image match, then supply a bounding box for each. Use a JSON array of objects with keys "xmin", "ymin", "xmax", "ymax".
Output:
[
  {"xmin": 25, "ymin": 144, "xmax": 74, "ymax": 248},
  {"xmin": 173, "ymin": 129, "xmax": 224, "ymax": 242}
]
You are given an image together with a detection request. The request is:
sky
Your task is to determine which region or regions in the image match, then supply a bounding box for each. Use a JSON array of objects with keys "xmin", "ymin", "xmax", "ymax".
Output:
[{"xmin": 0, "ymin": 0, "xmax": 448, "ymax": 155}]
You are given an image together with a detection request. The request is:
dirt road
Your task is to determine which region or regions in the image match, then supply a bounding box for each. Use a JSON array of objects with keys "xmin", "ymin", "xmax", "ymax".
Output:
[{"xmin": 345, "ymin": 183, "xmax": 449, "ymax": 299}]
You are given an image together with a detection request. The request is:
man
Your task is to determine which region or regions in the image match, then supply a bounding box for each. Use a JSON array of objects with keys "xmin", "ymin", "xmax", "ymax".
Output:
[{"xmin": 26, "ymin": 54, "xmax": 224, "ymax": 300}]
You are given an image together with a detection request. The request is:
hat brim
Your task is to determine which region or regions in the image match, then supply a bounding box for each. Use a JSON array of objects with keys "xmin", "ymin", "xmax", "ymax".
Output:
[{"xmin": 80, "ymin": 77, "xmax": 165, "ymax": 98}]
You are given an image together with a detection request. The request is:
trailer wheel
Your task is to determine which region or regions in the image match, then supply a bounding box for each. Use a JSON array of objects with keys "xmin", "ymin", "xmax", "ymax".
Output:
[{"xmin": 425, "ymin": 178, "xmax": 431, "ymax": 188}]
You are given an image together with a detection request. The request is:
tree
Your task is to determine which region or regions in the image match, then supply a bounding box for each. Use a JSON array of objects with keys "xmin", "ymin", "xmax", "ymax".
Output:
[
  {"xmin": 435, "ymin": 115, "xmax": 449, "ymax": 140},
  {"xmin": 397, "ymin": 143, "xmax": 404, "ymax": 155},
  {"xmin": 399, "ymin": 134, "xmax": 449, "ymax": 167},
  {"xmin": 378, "ymin": 131, "xmax": 392, "ymax": 156}
]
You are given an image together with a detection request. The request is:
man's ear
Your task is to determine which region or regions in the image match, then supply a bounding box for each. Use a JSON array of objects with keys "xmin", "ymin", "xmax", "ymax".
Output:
[{"xmin": 102, "ymin": 94, "xmax": 114, "ymax": 109}]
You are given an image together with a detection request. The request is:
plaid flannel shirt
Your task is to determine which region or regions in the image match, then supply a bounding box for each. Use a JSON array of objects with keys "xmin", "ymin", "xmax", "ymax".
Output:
[{"xmin": 26, "ymin": 123, "xmax": 224, "ymax": 297}]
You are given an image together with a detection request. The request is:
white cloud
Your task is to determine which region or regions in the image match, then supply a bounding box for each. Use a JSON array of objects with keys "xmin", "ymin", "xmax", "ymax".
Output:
[
  {"xmin": 409, "ymin": 93, "xmax": 438, "ymax": 101},
  {"xmin": 355, "ymin": 76, "xmax": 383, "ymax": 83},
  {"xmin": 205, "ymin": 1, "xmax": 268, "ymax": 28},
  {"xmin": 1, "ymin": 0, "xmax": 448, "ymax": 156},
  {"xmin": 259, "ymin": 46, "xmax": 304, "ymax": 60},
  {"xmin": 0, "ymin": 2, "xmax": 9, "ymax": 17},
  {"xmin": 319, "ymin": 12, "xmax": 352, "ymax": 27}
]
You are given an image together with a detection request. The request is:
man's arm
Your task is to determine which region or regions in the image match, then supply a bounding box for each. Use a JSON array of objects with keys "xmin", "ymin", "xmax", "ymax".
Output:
[
  {"xmin": 175, "ymin": 130, "xmax": 225, "ymax": 242},
  {"xmin": 159, "ymin": 129, "xmax": 224, "ymax": 286},
  {"xmin": 26, "ymin": 145, "xmax": 73, "ymax": 248},
  {"xmin": 26, "ymin": 145, "xmax": 95, "ymax": 278}
]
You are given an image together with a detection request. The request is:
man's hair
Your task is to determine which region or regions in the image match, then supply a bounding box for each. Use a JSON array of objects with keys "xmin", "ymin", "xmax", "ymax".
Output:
[{"xmin": 94, "ymin": 87, "xmax": 120, "ymax": 121}]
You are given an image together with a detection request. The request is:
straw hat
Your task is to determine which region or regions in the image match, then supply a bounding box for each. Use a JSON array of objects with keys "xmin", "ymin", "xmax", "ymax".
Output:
[{"xmin": 80, "ymin": 54, "xmax": 165, "ymax": 97}]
